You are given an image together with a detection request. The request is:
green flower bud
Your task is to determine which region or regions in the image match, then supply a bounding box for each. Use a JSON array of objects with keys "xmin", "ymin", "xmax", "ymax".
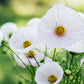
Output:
[
  {"xmin": 65, "ymin": 69, "xmax": 71, "ymax": 75},
  {"xmin": 40, "ymin": 59, "xmax": 44, "ymax": 63}
]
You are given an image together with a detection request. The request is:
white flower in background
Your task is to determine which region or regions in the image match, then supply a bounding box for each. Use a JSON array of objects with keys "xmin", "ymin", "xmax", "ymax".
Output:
[
  {"xmin": 26, "ymin": 18, "xmax": 40, "ymax": 27},
  {"xmin": 26, "ymin": 18, "xmax": 40, "ymax": 39},
  {"xmin": 9, "ymin": 28, "xmax": 37, "ymax": 53},
  {"xmin": 0, "ymin": 31, "xmax": 3, "ymax": 43},
  {"xmin": 0, "ymin": 22, "xmax": 17, "ymax": 41},
  {"xmin": 66, "ymin": 41, "xmax": 84, "ymax": 53},
  {"xmin": 80, "ymin": 57, "xmax": 84, "ymax": 66},
  {"xmin": 35, "ymin": 62, "xmax": 63, "ymax": 84},
  {"xmin": 38, "ymin": 4, "xmax": 84, "ymax": 48},
  {"xmin": 26, "ymin": 18, "xmax": 51, "ymax": 53},
  {"xmin": 14, "ymin": 50, "xmax": 48, "ymax": 67}
]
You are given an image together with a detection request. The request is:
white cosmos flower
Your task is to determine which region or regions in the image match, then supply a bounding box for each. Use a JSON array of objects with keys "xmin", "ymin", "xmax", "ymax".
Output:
[
  {"xmin": 14, "ymin": 50, "xmax": 45, "ymax": 67},
  {"xmin": 0, "ymin": 22, "xmax": 17, "ymax": 41},
  {"xmin": 9, "ymin": 28, "xmax": 37, "ymax": 53},
  {"xmin": 26, "ymin": 18, "xmax": 40, "ymax": 27},
  {"xmin": 35, "ymin": 62, "xmax": 63, "ymax": 84},
  {"xmin": 38, "ymin": 4, "xmax": 84, "ymax": 48},
  {"xmin": 66, "ymin": 41, "xmax": 84, "ymax": 53}
]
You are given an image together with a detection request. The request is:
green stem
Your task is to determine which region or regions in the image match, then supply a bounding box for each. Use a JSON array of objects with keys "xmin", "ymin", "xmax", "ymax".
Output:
[
  {"xmin": 24, "ymin": 53, "xmax": 35, "ymax": 76},
  {"xmin": 69, "ymin": 54, "xmax": 74, "ymax": 69},
  {"xmin": 67, "ymin": 76, "xmax": 69, "ymax": 84},
  {"xmin": 3, "ymin": 45, "xmax": 33, "ymax": 75},
  {"xmin": 53, "ymin": 48, "xmax": 56, "ymax": 61},
  {"xmin": 70, "ymin": 67, "xmax": 82, "ymax": 83},
  {"xmin": 44, "ymin": 46, "xmax": 47, "ymax": 62},
  {"xmin": 44, "ymin": 46, "xmax": 47, "ymax": 56},
  {"xmin": 66, "ymin": 51, "xmax": 69, "ymax": 69},
  {"xmin": 4, "ymin": 49, "xmax": 28, "ymax": 81},
  {"xmin": 30, "ymin": 51, "xmax": 40, "ymax": 67}
]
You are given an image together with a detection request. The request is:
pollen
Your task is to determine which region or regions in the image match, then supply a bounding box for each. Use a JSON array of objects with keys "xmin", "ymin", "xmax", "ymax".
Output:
[
  {"xmin": 48, "ymin": 74, "xmax": 57, "ymax": 83},
  {"xmin": 55, "ymin": 26, "xmax": 65, "ymax": 36},
  {"xmin": 23, "ymin": 40, "xmax": 31, "ymax": 48},
  {"xmin": 27, "ymin": 50, "xmax": 35, "ymax": 58}
]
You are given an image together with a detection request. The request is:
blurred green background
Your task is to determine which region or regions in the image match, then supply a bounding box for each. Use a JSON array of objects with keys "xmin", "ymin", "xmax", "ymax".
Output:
[{"xmin": 0, "ymin": 0, "xmax": 84, "ymax": 84}]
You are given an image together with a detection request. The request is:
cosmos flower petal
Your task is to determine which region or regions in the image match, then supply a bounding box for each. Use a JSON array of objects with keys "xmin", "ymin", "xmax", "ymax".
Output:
[
  {"xmin": 66, "ymin": 41, "xmax": 84, "ymax": 53},
  {"xmin": 26, "ymin": 18, "xmax": 40, "ymax": 27}
]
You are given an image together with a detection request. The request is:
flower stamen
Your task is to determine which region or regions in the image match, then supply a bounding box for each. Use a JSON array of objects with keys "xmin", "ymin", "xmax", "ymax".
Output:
[
  {"xmin": 23, "ymin": 40, "xmax": 31, "ymax": 48},
  {"xmin": 48, "ymin": 74, "xmax": 57, "ymax": 83},
  {"xmin": 27, "ymin": 50, "xmax": 35, "ymax": 58},
  {"xmin": 55, "ymin": 26, "xmax": 65, "ymax": 36}
]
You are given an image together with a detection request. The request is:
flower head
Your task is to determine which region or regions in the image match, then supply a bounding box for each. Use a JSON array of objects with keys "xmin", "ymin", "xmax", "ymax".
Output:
[
  {"xmin": 38, "ymin": 4, "xmax": 84, "ymax": 48},
  {"xmin": 9, "ymin": 28, "xmax": 37, "ymax": 53},
  {"xmin": 14, "ymin": 50, "xmax": 45, "ymax": 67},
  {"xmin": 0, "ymin": 22, "xmax": 17, "ymax": 41},
  {"xmin": 35, "ymin": 62, "xmax": 63, "ymax": 84}
]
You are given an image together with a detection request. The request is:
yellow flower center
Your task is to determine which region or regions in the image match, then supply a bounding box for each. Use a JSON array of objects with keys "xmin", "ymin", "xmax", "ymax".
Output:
[
  {"xmin": 23, "ymin": 40, "xmax": 31, "ymax": 48},
  {"xmin": 55, "ymin": 26, "xmax": 65, "ymax": 36},
  {"xmin": 27, "ymin": 50, "xmax": 35, "ymax": 58},
  {"xmin": 48, "ymin": 75, "xmax": 57, "ymax": 83}
]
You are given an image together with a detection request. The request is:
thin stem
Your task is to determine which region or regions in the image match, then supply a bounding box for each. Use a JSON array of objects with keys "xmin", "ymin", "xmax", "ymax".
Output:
[
  {"xmin": 44, "ymin": 45, "xmax": 47, "ymax": 56},
  {"xmin": 69, "ymin": 54, "xmax": 74, "ymax": 69},
  {"xmin": 67, "ymin": 76, "xmax": 69, "ymax": 84},
  {"xmin": 24, "ymin": 53, "xmax": 35, "ymax": 76},
  {"xmin": 66, "ymin": 51, "xmax": 69, "ymax": 69},
  {"xmin": 44, "ymin": 46, "xmax": 47, "ymax": 61},
  {"xmin": 70, "ymin": 67, "xmax": 82, "ymax": 83},
  {"xmin": 3, "ymin": 45, "xmax": 33, "ymax": 75},
  {"xmin": 53, "ymin": 48, "xmax": 56, "ymax": 61},
  {"xmin": 30, "ymin": 51, "xmax": 40, "ymax": 67}
]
